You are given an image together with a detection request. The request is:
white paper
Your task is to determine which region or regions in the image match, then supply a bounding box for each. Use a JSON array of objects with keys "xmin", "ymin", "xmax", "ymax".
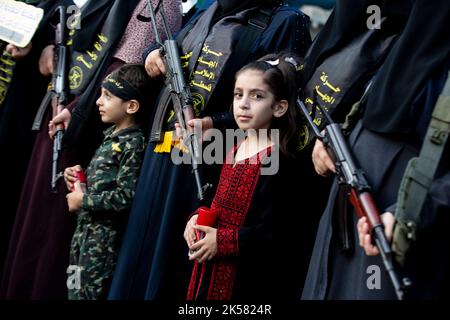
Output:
[{"xmin": 0, "ymin": 0, "xmax": 44, "ymax": 48}]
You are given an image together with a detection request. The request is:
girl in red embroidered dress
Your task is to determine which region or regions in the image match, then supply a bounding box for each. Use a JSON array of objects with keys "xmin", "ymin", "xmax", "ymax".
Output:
[{"xmin": 184, "ymin": 53, "xmax": 301, "ymax": 300}]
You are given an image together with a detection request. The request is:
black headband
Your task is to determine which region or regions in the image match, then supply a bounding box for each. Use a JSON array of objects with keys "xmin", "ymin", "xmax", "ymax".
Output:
[{"xmin": 101, "ymin": 76, "xmax": 144, "ymax": 104}]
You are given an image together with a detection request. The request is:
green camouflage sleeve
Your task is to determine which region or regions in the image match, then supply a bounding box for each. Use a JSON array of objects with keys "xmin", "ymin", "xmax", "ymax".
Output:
[{"xmin": 81, "ymin": 143, "xmax": 144, "ymax": 212}]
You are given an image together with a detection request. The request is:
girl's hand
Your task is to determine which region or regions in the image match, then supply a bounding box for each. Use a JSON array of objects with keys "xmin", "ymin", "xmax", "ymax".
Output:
[
  {"xmin": 66, "ymin": 183, "xmax": 84, "ymax": 213},
  {"xmin": 184, "ymin": 214, "xmax": 198, "ymax": 248},
  {"xmin": 188, "ymin": 225, "xmax": 217, "ymax": 263}
]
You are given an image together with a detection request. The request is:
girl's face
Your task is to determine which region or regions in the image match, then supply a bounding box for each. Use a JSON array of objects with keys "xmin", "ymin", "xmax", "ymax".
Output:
[
  {"xmin": 96, "ymin": 87, "xmax": 129, "ymax": 125},
  {"xmin": 233, "ymin": 69, "xmax": 285, "ymax": 131}
]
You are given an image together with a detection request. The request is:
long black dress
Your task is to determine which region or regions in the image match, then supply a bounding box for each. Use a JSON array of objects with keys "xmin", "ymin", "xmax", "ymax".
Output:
[{"xmin": 0, "ymin": 0, "xmax": 71, "ymax": 286}]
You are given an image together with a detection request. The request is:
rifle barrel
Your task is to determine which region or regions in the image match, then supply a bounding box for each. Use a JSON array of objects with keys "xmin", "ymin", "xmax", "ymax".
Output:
[
  {"xmin": 52, "ymin": 130, "xmax": 63, "ymax": 192},
  {"xmin": 50, "ymin": 5, "xmax": 68, "ymax": 191}
]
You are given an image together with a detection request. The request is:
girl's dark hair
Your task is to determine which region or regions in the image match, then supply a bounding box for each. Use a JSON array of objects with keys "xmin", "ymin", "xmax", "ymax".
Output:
[
  {"xmin": 107, "ymin": 63, "xmax": 161, "ymax": 128},
  {"xmin": 235, "ymin": 53, "xmax": 302, "ymax": 156}
]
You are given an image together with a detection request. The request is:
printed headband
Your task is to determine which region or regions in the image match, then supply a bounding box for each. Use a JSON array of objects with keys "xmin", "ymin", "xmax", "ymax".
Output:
[{"xmin": 101, "ymin": 76, "xmax": 144, "ymax": 104}]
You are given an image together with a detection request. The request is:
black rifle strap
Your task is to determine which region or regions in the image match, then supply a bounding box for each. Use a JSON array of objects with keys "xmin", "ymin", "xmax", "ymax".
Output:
[
  {"xmin": 175, "ymin": 12, "xmax": 201, "ymax": 49},
  {"xmin": 231, "ymin": 6, "xmax": 274, "ymax": 68}
]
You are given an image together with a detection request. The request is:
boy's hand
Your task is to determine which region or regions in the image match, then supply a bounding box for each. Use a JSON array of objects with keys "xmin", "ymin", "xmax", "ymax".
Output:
[
  {"xmin": 64, "ymin": 165, "xmax": 82, "ymax": 191},
  {"xmin": 188, "ymin": 225, "xmax": 217, "ymax": 263},
  {"xmin": 66, "ymin": 183, "xmax": 84, "ymax": 213}
]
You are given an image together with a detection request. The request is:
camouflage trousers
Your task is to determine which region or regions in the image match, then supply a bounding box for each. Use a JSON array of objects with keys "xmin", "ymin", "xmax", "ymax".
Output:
[{"xmin": 68, "ymin": 211, "xmax": 123, "ymax": 300}]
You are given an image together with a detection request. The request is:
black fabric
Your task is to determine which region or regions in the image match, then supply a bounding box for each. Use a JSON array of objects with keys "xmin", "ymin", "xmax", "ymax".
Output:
[
  {"xmin": 0, "ymin": 0, "xmax": 73, "ymax": 282},
  {"xmin": 302, "ymin": 24, "xmax": 396, "ymax": 132},
  {"xmin": 299, "ymin": 0, "xmax": 412, "ymax": 148},
  {"xmin": 217, "ymin": 0, "xmax": 274, "ymax": 15},
  {"xmin": 71, "ymin": 0, "xmax": 114, "ymax": 51},
  {"xmin": 63, "ymin": 0, "xmax": 140, "ymax": 147},
  {"xmin": 302, "ymin": 0, "xmax": 411, "ymax": 81},
  {"xmin": 217, "ymin": 0, "xmax": 251, "ymax": 13},
  {"xmin": 303, "ymin": 0, "xmax": 381, "ymax": 82},
  {"xmin": 67, "ymin": 0, "xmax": 140, "ymax": 96},
  {"xmin": 175, "ymin": 0, "xmax": 272, "ymax": 47},
  {"xmin": 180, "ymin": 2, "xmax": 217, "ymax": 83},
  {"xmin": 363, "ymin": 0, "xmax": 450, "ymax": 134}
]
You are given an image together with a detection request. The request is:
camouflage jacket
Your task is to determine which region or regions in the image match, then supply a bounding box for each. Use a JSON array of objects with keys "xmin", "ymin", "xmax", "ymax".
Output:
[{"xmin": 81, "ymin": 124, "xmax": 145, "ymax": 213}]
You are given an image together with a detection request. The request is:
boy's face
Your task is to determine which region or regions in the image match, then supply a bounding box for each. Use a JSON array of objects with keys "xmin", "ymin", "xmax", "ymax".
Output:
[{"xmin": 96, "ymin": 88, "xmax": 130, "ymax": 125}]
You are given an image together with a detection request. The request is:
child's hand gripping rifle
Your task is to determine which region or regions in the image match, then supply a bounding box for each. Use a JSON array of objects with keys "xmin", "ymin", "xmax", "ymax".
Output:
[
  {"xmin": 51, "ymin": 6, "xmax": 69, "ymax": 192},
  {"xmin": 297, "ymin": 97, "xmax": 411, "ymax": 300},
  {"xmin": 146, "ymin": 0, "xmax": 210, "ymax": 201}
]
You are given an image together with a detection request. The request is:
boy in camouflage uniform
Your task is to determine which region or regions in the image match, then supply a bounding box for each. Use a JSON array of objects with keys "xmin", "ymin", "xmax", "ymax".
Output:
[{"xmin": 64, "ymin": 64, "xmax": 151, "ymax": 299}]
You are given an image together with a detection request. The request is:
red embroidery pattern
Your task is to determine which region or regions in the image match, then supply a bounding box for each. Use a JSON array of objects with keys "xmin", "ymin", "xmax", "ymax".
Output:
[
  {"xmin": 216, "ymin": 227, "xmax": 237, "ymax": 257},
  {"xmin": 187, "ymin": 145, "xmax": 272, "ymax": 300},
  {"xmin": 207, "ymin": 146, "xmax": 271, "ymax": 300}
]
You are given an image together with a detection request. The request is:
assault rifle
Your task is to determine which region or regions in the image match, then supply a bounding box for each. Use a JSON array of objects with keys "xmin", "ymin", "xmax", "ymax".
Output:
[
  {"xmin": 51, "ymin": 6, "xmax": 69, "ymax": 192},
  {"xmin": 297, "ymin": 97, "xmax": 411, "ymax": 300},
  {"xmin": 146, "ymin": 0, "xmax": 210, "ymax": 201}
]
